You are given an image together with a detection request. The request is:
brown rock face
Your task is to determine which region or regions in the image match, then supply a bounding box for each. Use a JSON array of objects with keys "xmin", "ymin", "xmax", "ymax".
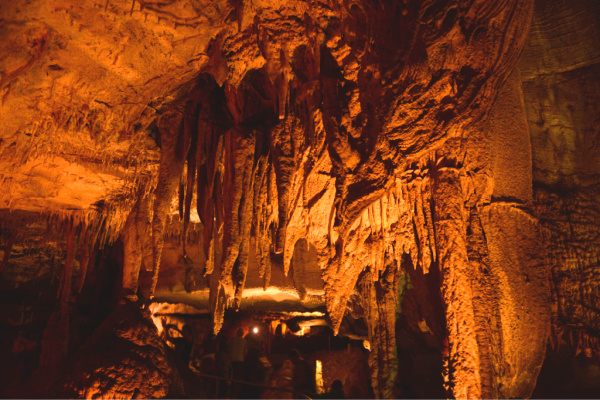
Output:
[
  {"xmin": 1, "ymin": 0, "xmax": 599, "ymax": 398},
  {"xmin": 521, "ymin": 0, "xmax": 600, "ymax": 361},
  {"xmin": 47, "ymin": 302, "xmax": 183, "ymax": 399}
]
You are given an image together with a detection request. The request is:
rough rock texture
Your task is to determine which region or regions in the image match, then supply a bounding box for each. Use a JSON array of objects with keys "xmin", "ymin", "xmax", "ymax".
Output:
[
  {"xmin": 520, "ymin": 0, "xmax": 600, "ymax": 361},
  {"xmin": 47, "ymin": 302, "xmax": 183, "ymax": 399},
  {"xmin": 2, "ymin": 0, "xmax": 599, "ymax": 398}
]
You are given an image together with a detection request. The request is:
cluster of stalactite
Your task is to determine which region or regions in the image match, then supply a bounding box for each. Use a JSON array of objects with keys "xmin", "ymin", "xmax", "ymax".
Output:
[
  {"xmin": 39, "ymin": 212, "xmax": 126, "ymax": 368},
  {"xmin": 140, "ymin": 0, "xmax": 533, "ymax": 313},
  {"xmin": 5, "ymin": 0, "xmax": 600, "ymax": 398},
  {"xmin": 111, "ymin": 0, "xmax": 539, "ymax": 397},
  {"xmin": 0, "ymin": 204, "xmax": 138, "ymax": 368},
  {"xmin": 0, "ymin": 0, "xmax": 535, "ymax": 396},
  {"xmin": 1, "ymin": 0, "xmax": 538, "ymax": 394}
]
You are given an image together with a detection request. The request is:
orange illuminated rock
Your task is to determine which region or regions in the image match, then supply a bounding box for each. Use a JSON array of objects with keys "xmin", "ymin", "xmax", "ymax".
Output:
[{"xmin": 3, "ymin": 0, "xmax": 600, "ymax": 399}]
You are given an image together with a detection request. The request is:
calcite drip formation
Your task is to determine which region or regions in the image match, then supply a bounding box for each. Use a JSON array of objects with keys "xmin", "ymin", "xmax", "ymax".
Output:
[{"xmin": 1, "ymin": 0, "xmax": 599, "ymax": 398}]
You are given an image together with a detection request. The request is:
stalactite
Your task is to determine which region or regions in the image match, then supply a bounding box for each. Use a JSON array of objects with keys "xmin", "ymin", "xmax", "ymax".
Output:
[
  {"xmin": 290, "ymin": 239, "xmax": 308, "ymax": 301},
  {"xmin": 232, "ymin": 149, "xmax": 257, "ymax": 309},
  {"xmin": 182, "ymin": 103, "xmax": 199, "ymax": 258},
  {"xmin": 178, "ymin": 176, "xmax": 185, "ymax": 221},
  {"xmin": 370, "ymin": 200, "xmax": 385, "ymax": 275},
  {"xmin": 380, "ymin": 196, "xmax": 389, "ymax": 250},
  {"xmin": 323, "ymin": 209, "xmax": 372, "ymax": 334},
  {"xmin": 137, "ymin": 192, "xmax": 154, "ymax": 272},
  {"xmin": 208, "ymin": 169, "xmax": 226, "ymax": 333},
  {"xmin": 433, "ymin": 168, "xmax": 482, "ymax": 399},
  {"xmin": 282, "ymin": 144, "xmax": 316, "ymax": 277},
  {"xmin": 361, "ymin": 258, "xmax": 403, "ymax": 399},
  {"xmin": 211, "ymin": 283, "xmax": 228, "ymax": 335},
  {"xmin": 74, "ymin": 223, "xmax": 89, "ymax": 294},
  {"xmin": 262, "ymin": 162, "xmax": 279, "ymax": 288},
  {"xmin": 198, "ymin": 114, "xmax": 223, "ymax": 276},
  {"xmin": 40, "ymin": 217, "xmax": 76, "ymax": 369},
  {"xmin": 76, "ymin": 220, "xmax": 102, "ymax": 293},
  {"xmin": 267, "ymin": 161, "xmax": 279, "ymax": 229},
  {"xmin": 60, "ymin": 219, "xmax": 76, "ymax": 314},
  {"xmin": 219, "ymin": 126, "xmax": 256, "ymax": 293},
  {"xmin": 197, "ymin": 146, "xmax": 211, "ymax": 266},
  {"xmin": 251, "ymin": 155, "xmax": 270, "ymax": 284},
  {"xmin": 150, "ymin": 108, "xmax": 188, "ymax": 297},
  {"xmin": 401, "ymin": 180, "xmax": 420, "ymax": 270},
  {"xmin": 122, "ymin": 201, "xmax": 143, "ymax": 298},
  {"xmin": 212, "ymin": 168, "xmax": 224, "ymax": 274},
  {"xmin": 412, "ymin": 177, "xmax": 432, "ymax": 273},
  {"xmin": 421, "ymin": 177, "xmax": 437, "ymax": 263},
  {"xmin": 270, "ymin": 118, "xmax": 296, "ymax": 254}
]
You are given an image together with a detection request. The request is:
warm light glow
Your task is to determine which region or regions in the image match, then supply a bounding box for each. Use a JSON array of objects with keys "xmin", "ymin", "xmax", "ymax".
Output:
[
  {"xmin": 151, "ymin": 315, "xmax": 164, "ymax": 337},
  {"xmin": 253, "ymin": 327, "xmax": 259, "ymax": 334},
  {"xmin": 363, "ymin": 340, "xmax": 371, "ymax": 351},
  {"xmin": 293, "ymin": 326, "xmax": 310, "ymax": 336},
  {"xmin": 280, "ymin": 311, "xmax": 326, "ymax": 317},
  {"xmin": 315, "ymin": 360, "xmax": 323, "ymax": 394}
]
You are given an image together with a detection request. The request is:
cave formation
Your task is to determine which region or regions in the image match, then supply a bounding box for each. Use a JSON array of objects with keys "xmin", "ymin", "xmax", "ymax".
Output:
[{"xmin": 0, "ymin": 0, "xmax": 599, "ymax": 398}]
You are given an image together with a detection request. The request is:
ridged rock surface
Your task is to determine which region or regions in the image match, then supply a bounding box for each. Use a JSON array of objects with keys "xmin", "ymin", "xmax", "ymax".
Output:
[
  {"xmin": 1, "ymin": 0, "xmax": 599, "ymax": 398},
  {"xmin": 521, "ymin": 0, "xmax": 600, "ymax": 360}
]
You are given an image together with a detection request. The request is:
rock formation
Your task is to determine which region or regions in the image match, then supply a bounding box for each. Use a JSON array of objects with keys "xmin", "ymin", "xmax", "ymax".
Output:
[{"xmin": 0, "ymin": 0, "xmax": 599, "ymax": 398}]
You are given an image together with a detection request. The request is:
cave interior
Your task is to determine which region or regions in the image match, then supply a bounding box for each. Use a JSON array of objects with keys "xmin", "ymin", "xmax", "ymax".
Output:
[{"xmin": 1, "ymin": 0, "xmax": 600, "ymax": 398}]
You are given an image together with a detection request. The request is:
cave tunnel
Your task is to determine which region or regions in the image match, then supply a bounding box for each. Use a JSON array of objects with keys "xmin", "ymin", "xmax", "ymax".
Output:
[{"xmin": 1, "ymin": 0, "xmax": 600, "ymax": 398}]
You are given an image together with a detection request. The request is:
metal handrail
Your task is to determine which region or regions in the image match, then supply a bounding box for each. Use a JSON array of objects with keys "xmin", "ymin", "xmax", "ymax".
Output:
[{"xmin": 191, "ymin": 370, "xmax": 312, "ymax": 399}]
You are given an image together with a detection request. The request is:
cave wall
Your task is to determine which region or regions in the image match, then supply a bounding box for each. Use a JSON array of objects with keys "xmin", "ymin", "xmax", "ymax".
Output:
[{"xmin": 520, "ymin": 0, "xmax": 600, "ymax": 358}]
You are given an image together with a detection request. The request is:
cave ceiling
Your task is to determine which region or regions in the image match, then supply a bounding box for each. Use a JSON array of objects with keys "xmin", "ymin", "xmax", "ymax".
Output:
[{"xmin": 1, "ymin": 0, "xmax": 600, "ymax": 398}]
